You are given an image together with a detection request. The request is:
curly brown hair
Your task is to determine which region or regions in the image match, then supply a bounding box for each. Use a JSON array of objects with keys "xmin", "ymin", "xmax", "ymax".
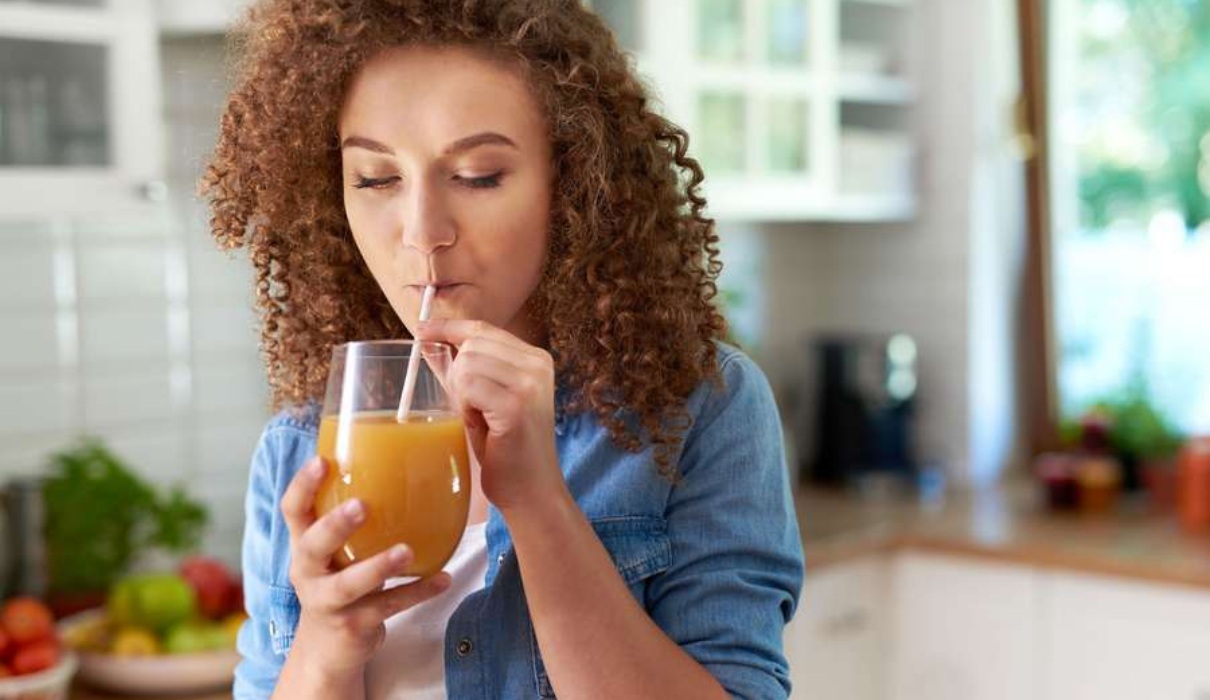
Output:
[{"xmin": 200, "ymin": 0, "xmax": 728, "ymax": 477}]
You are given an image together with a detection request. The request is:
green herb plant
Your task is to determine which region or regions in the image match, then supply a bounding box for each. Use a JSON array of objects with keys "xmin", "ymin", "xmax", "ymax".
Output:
[{"xmin": 42, "ymin": 439, "xmax": 209, "ymax": 594}]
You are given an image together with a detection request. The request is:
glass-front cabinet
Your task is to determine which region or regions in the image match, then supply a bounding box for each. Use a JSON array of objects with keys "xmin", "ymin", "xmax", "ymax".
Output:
[
  {"xmin": 588, "ymin": 0, "xmax": 917, "ymax": 222},
  {"xmin": 0, "ymin": 0, "xmax": 163, "ymax": 215}
]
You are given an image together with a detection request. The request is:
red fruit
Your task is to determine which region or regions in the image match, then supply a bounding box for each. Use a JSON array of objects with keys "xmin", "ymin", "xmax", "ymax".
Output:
[
  {"xmin": 0, "ymin": 598, "xmax": 54, "ymax": 645},
  {"xmin": 0, "ymin": 663, "xmax": 11, "ymax": 678},
  {"xmin": 0, "ymin": 628, "xmax": 10, "ymax": 660},
  {"xmin": 179, "ymin": 556, "xmax": 235, "ymax": 620},
  {"xmin": 227, "ymin": 577, "xmax": 245, "ymax": 617},
  {"xmin": 11, "ymin": 640, "xmax": 58, "ymax": 676}
]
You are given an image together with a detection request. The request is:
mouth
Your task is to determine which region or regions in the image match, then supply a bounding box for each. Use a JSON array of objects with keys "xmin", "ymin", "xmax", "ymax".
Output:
[{"xmin": 408, "ymin": 282, "xmax": 466, "ymax": 298}]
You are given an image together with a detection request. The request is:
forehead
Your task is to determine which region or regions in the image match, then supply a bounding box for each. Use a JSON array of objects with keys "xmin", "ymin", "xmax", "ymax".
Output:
[{"xmin": 339, "ymin": 45, "xmax": 547, "ymax": 151}]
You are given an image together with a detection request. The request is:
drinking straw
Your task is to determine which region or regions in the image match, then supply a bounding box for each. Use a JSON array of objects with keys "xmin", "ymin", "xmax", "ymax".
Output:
[{"xmin": 397, "ymin": 284, "xmax": 436, "ymax": 422}]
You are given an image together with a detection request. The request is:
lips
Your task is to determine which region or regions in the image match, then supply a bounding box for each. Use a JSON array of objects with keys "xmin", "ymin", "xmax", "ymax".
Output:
[{"xmin": 408, "ymin": 282, "xmax": 465, "ymax": 297}]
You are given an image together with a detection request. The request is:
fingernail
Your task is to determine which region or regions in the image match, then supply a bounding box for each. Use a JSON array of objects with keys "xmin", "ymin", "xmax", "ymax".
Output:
[
  {"xmin": 389, "ymin": 545, "xmax": 411, "ymax": 565},
  {"xmin": 342, "ymin": 499, "xmax": 364, "ymax": 521},
  {"xmin": 432, "ymin": 573, "xmax": 451, "ymax": 590},
  {"xmin": 308, "ymin": 458, "xmax": 325, "ymax": 479}
]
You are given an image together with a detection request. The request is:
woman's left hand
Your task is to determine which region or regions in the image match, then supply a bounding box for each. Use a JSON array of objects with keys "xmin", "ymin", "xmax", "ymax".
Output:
[{"xmin": 414, "ymin": 319, "xmax": 566, "ymax": 514}]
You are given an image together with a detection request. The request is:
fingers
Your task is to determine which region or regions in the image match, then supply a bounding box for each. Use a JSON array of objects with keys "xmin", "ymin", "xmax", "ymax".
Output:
[
  {"xmin": 295, "ymin": 497, "xmax": 368, "ymax": 577},
  {"xmin": 281, "ymin": 457, "xmax": 326, "ymax": 541},
  {"xmin": 355, "ymin": 573, "xmax": 452, "ymax": 620},
  {"xmin": 322, "ymin": 543, "xmax": 415, "ymax": 609},
  {"xmin": 416, "ymin": 319, "xmax": 533, "ymax": 355}
]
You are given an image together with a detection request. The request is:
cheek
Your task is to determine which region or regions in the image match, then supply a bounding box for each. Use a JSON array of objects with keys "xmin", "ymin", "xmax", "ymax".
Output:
[{"xmin": 344, "ymin": 200, "xmax": 397, "ymax": 279}]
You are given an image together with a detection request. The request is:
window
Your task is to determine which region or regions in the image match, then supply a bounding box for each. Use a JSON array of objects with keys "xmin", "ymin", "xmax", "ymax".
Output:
[{"xmin": 1049, "ymin": 0, "xmax": 1210, "ymax": 434}]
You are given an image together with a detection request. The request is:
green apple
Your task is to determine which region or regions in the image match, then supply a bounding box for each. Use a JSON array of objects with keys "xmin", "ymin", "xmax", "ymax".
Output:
[
  {"xmin": 108, "ymin": 574, "xmax": 197, "ymax": 633},
  {"xmin": 163, "ymin": 621, "xmax": 230, "ymax": 654}
]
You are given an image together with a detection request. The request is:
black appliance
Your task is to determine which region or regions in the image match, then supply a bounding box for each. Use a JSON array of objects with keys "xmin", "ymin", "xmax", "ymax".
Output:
[{"xmin": 795, "ymin": 333, "xmax": 919, "ymax": 486}]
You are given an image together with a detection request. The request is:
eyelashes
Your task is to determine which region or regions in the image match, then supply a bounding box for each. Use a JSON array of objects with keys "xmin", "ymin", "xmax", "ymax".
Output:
[{"xmin": 351, "ymin": 172, "xmax": 505, "ymax": 191}]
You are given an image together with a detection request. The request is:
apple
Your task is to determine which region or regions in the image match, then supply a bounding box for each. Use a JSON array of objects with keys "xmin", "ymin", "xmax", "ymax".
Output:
[
  {"xmin": 227, "ymin": 577, "xmax": 245, "ymax": 617},
  {"xmin": 179, "ymin": 557, "xmax": 235, "ymax": 621},
  {"xmin": 108, "ymin": 574, "xmax": 197, "ymax": 633}
]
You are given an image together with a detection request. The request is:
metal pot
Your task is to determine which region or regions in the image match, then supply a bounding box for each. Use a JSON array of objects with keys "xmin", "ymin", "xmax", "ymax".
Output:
[{"xmin": 1, "ymin": 477, "xmax": 48, "ymax": 599}]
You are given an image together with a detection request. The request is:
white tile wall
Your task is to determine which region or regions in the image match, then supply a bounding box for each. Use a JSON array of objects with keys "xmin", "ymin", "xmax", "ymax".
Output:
[
  {"xmin": 78, "ymin": 308, "xmax": 173, "ymax": 366},
  {"xmin": 81, "ymin": 368, "xmax": 179, "ymax": 430},
  {"xmin": 0, "ymin": 314, "xmax": 64, "ymax": 373},
  {"xmin": 191, "ymin": 302, "xmax": 259, "ymax": 357},
  {"xmin": 0, "ymin": 244, "xmax": 57, "ymax": 310},
  {"xmin": 76, "ymin": 242, "xmax": 168, "ymax": 302},
  {"xmin": 0, "ymin": 35, "xmax": 269, "ymax": 569},
  {"xmin": 192, "ymin": 361, "xmax": 268, "ymax": 417},
  {"xmin": 0, "ymin": 379, "xmax": 76, "ymax": 437}
]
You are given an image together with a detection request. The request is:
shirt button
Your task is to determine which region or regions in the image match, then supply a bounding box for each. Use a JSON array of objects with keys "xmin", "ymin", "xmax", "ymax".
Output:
[
  {"xmin": 497, "ymin": 553, "xmax": 506, "ymax": 565},
  {"xmin": 456, "ymin": 638, "xmax": 474, "ymax": 657},
  {"xmin": 268, "ymin": 620, "xmax": 277, "ymax": 637}
]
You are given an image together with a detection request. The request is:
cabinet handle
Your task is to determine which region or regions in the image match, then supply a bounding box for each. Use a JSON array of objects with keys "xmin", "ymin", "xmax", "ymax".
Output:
[
  {"xmin": 138, "ymin": 180, "xmax": 169, "ymax": 203},
  {"xmin": 820, "ymin": 609, "xmax": 869, "ymax": 637}
]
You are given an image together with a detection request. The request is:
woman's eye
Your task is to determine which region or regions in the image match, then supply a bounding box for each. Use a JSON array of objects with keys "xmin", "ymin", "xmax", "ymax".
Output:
[
  {"xmin": 455, "ymin": 172, "xmax": 504, "ymax": 190},
  {"xmin": 353, "ymin": 175, "xmax": 400, "ymax": 190}
]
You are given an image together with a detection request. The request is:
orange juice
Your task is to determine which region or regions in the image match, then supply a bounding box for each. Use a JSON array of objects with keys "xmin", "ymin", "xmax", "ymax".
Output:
[{"xmin": 315, "ymin": 411, "xmax": 470, "ymax": 576}]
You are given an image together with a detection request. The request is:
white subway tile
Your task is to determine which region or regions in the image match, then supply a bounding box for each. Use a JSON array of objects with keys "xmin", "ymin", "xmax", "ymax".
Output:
[
  {"xmin": 191, "ymin": 303, "xmax": 260, "ymax": 358},
  {"xmin": 192, "ymin": 417, "xmax": 267, "ymax": 476},
  {"xmin": 0, "ymin": 243, "xmax": 57, "ymax": 310},
  {"xmin": 0, "ymin": 379, "xmax": 75, "ymax": 437},
  {"xmin": 187, "ymin": 244, "xmax": 255, "ymax": 302},
  {"xmin": 0, "ymin": 313, "xmax": 61, "ymax": 372},
  {"xmin": 102, "ymin": 426, "xmax": 190, "ymax": 489},
  {"xmin": 76, "ymin": 243, "xmax": 167, "ymax": 302},
  {"xmin": 79, "ymin": 308, "xmax": 170, "ymax": 366},
  {"xmin": 82, "ymin": 369, "xmax": 178, "ymax": 430},
  {"xmin": 192, "ymin": 361, "xmax": 268, "ymax": 416},
  {"xmin": 72, "ymin": 213, "xmax": 176, "ymax": 240}
]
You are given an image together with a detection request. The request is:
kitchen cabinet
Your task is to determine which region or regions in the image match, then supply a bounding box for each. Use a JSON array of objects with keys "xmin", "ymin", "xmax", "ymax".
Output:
[
  {"xmin": 0, "ymin": 0, "xmax": 165, "ymax": 215},
  {"xmin": 1042, "ymin": 571, "xmax": 1210, "ymax": 700},
  {"xmin": 886, "ymin": 552, "xmax": 1041, "ymax": 700},
  {"xmin": 589, "ymin": 0, "xmax": 918, "ymax": 222},
  {"xmin": 785, "ymin": 557, "xmax": 888, "ymax": 699},
  {"xmin": 156, "ymin": 0, "xmax": 249, "ymax": 35}
]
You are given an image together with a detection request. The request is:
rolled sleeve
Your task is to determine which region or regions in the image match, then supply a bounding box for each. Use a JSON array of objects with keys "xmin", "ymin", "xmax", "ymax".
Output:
[
  {"xmin": 646, "ymin": 351, "xmax": 805, "ymax": 699},
  {"xmin": 234, "ymin": 423, "xmax": 308, "ymax": 699}
]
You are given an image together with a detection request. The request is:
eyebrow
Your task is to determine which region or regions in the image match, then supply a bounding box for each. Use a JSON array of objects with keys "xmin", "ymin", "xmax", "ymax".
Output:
[{"xmin": 340, "ymin": 131, "xmax": 518, "ymax": 156}]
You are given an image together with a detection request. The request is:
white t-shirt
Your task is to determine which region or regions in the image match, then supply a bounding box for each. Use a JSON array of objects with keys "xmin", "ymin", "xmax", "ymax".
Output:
[{"xmin": 365, "ymin": 523, "xmax": 489, "ymax": 700}]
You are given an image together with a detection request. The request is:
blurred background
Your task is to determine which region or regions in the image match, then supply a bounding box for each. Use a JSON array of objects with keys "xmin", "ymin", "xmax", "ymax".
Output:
[{"xmin": 1, "ymin": 0, "xmax": 1209, "ymax": 698}]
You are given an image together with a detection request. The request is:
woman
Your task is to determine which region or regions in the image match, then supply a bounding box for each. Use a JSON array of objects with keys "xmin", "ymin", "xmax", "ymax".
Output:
[{"xmin": 202, "ymin": 0, "xmax": 804, "ymax": 698}]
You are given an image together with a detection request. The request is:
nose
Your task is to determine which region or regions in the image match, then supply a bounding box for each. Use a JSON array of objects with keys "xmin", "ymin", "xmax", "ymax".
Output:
[{"xmin": 401, "ymin": 180, "xmax": 456, "ymax": 254}]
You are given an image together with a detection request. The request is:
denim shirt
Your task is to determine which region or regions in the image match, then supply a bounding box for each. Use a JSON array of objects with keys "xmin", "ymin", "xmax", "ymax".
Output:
[{"xmin": 234, "ymin": 343, "xmax": 805, "ymax": 699}]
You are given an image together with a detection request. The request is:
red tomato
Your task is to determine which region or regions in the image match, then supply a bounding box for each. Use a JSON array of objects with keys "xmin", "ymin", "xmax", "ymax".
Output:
[
  {"xmin": 0, "ymin": 662, "xmax": 10, "ymax": 678},
  {"xmin": 10, "ymin": 640, "xmax": 58, "ymax": 676},
  {"xmin": 0, "ymin": 628, "xmax": 10, "ymax": 660},
  {"xmin": 0, "ymin": 598, "xmax": 54, "ymax": 645}
]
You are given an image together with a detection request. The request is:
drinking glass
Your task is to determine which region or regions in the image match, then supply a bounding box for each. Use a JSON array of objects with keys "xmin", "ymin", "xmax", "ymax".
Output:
[{"xmin": 314, "ymin": 340, "xmax": 470, "ymax": 577}]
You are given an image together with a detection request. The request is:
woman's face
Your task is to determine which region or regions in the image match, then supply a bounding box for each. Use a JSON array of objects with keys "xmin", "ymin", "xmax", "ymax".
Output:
[{"xmin": 339, "ymin": 46, "xmax": 552, "ymax": 344}]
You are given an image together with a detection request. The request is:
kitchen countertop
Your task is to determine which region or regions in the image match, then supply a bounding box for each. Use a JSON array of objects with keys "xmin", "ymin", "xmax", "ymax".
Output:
[
  {"xmin": 797, "ymin": 480, "xmax": 1210, "ymax": 589},
  {"xmin": 64, "ymin": 480, "xmax": 1210, "ymax": 698}
]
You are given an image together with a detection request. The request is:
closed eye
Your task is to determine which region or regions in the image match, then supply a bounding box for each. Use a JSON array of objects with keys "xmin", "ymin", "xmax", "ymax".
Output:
[
  {"xmin": 353, "ymin": 175, "xmax": 400, "ymax": 190},
  {"xmin": 454, "ymin": 172, "xmax": 504, "ymax": 190}
]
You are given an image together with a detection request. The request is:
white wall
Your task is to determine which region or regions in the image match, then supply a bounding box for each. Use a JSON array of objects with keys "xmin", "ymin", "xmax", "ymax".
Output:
[{"xmin": 747, "ymin": 0, "xmax": 1025, "ymax": 487}]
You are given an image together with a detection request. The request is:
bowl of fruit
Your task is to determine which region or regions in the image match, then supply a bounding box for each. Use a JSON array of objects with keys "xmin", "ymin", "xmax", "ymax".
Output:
[
  {"xmin": 60, "ymin": 556, "xmax": 246, "ymax": 696},
  {"xmin": 0, "ymin": 596, "xmax": 77, "ymax": 700}
]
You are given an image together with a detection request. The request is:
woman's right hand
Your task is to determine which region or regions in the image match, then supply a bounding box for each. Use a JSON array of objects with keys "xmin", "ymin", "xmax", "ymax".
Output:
[{"xmin": 279, "ymin": 456, "xmax": 452, "ymax": 679}]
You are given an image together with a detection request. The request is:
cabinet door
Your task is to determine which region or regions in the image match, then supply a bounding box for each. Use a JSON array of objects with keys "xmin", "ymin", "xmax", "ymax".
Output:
[
  {"xmin": 1043, "ymin": 572, "xmax": 1210, "ymax": 700},
  {"xmin": 887, "ymin": 552, "xmax": 1041, "ymax": 700},
  {"xmin": 785, "ymin": 556, "xmax": 888, "ymax": 700},
  {"xmin": 0, "ymin": 0, "xmax": 163, "ymax": 215}
]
